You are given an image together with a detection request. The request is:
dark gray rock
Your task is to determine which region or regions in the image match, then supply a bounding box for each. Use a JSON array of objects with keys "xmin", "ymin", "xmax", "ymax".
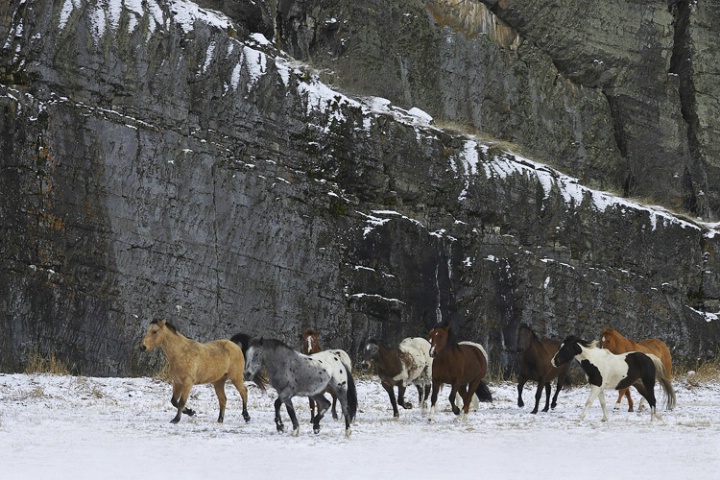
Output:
[{"xmin": 0, "ymin": 0, "xmax": 718, "ymax": 377}]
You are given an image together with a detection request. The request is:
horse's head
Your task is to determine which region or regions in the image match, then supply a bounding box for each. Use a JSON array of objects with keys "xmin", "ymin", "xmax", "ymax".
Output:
[
  {"xmin": 361, "ymin": 339, "xmax": 380, "ymax": 370},
  {"xmin": 140, "ymin": 319, "xmax": 169, "ymax": 352},
  {"xmin": 243, "ymin": 339, "xmax": 265, "ymax": 381},
  {"xmin": 551, "ymin": 335, "xmax": 583, "ymax": 367},
  {"xmin": 428, "ymin": 325, "xmax": 450, "ymax": 358},
  {"xmin": 599, "ymin": 327, "xmax": 618, "ymax": 350},
  {"xmin": 300, "ymin": 329, "xmax": 320, "ymax": 355}
]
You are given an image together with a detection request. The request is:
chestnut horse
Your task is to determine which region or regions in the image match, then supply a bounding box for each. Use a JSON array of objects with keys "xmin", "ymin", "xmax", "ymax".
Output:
[
  {"xmin": 516, "ymin": 324, "xmax": 570, "ymax": 414},
  {"xmin": 427, "ymin": 323, "xmax": 492, "ymax": 422},
  {"xmin": 140, "ymin": 319, "xmax": 261, "ymax": 423},
  {"xmin": 300, "ymin": 329, "xmax": 353, "ymax": 421},
  {"xmin": 599, "ymin": 327, "xmax": 673, "ymax": 412}
]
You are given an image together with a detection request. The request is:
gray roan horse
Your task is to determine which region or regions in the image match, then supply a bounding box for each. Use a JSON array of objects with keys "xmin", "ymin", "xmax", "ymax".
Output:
[{"xmin": 243, "ymin": 337, "xmax": 358, "ymax": 437}]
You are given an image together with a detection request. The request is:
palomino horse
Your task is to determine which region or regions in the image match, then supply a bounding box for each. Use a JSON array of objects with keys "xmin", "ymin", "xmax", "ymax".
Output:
[
  {"xmin": 362, "ymin": 337, "xmax": 433, "ymax": 418},
  {"xmin": 427, "ymin": 324, "xmax": 492, "ymax": 422},
  {"xmin": 140, "ymin": 319, "xmax": 260, "ymax": 423},
  {"xmin": 244, "ymin": 337, "xmax": 357, "ymax": 437},
  {"xmin": 300, "ymin": 328, "xmax": 353, "ymax": 421},
  {"xmin": 516, "ymin": 324, "xmax": 570, "ymax": 414},
  {"xmin": 551, "ymin": 335, "xmax": 675, "ymax": 422},
  {"xmin": 599, "ymin": 327, "xmax": 673, "ymax": 412}
]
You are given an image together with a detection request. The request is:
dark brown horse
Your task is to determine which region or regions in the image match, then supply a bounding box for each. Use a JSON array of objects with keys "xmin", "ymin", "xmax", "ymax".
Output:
[
  {"xmin": 427, "ymin": 323, "xmax": 492, "ymax": 421},
  {"xmin": 599, "ymin": 327, "xmax": 673, "ymax": 412},
  {"xmin": 362, "ymin": 337, "xmax": 433, "ymax": 418},
  {"xmin": 300, "ymin": 329, "xmax": 353, "ymax": 421},
  {"xmin": 516, "ymin": 324, "xmax": 570, "ymax": 414}
]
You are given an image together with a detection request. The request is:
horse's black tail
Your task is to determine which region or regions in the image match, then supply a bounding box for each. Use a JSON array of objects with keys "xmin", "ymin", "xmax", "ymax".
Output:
[
  {"xmin": 345, "ymin": 368, "xmax": 358, "ymax": 424},
  {"xmin": 231, "ymin": 332, "xmax": 268, "ymax": 392},
  {"xmin": 475, "ymin": 380, "xmax": 493, "ymax": 402}
]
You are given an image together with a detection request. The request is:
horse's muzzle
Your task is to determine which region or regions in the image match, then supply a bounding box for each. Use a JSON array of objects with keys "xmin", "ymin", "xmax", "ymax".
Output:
[
  {"xmin": 139, "ymin": 344, "xmax": 147, "ymax": 352},
  {"xmin": 429, "ymin": 348, "xmax": 436, "ymax": 358}
]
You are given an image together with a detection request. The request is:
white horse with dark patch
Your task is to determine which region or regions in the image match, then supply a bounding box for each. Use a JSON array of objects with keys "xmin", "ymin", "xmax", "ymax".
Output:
[
  {"xmin": 243, "ymin": 337, "xmax": 357, "ymax": 437},
  {"xmin": 551, "ymin": 335, "xmax": 675, "ymax": 422},
  {"xmin": 362, "ymin": 337, "xmax": 433, "ymax": 417}
]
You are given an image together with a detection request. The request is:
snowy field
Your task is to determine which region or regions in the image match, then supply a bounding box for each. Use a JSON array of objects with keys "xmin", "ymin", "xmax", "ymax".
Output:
[{"xmin": 0, "ymin": 372, "xmax": 718, "ymax": 480}]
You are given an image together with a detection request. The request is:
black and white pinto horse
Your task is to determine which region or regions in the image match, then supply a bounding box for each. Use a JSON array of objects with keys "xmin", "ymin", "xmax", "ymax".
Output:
[
  {"xmin": 243, "ymin": 338, "xmax": 358, "ymax": 437},
  {"xmin": 551, "ymin": 335, "xmax": 676, "ymax": 422}
]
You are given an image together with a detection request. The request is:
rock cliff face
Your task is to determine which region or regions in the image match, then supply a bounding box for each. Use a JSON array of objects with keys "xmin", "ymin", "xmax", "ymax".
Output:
[{"xmin": 1, "ymin": 0, "xmax": 718, "ymax": 376}]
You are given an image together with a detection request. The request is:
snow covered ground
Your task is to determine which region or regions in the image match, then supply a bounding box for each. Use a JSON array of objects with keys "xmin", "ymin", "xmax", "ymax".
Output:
[{"xmin": 0, "ymin": 372, "xmax": 718, "ymax": 479}]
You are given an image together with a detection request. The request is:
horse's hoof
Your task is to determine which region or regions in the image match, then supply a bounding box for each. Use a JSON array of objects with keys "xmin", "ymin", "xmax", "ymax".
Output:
[
  {"xmin": 518, "ymin": 401, "xmax": 524, "ymax": 408},
  {"xmin": 170, "ymin": 418, "xmax": 180, "ymax": 424},
  {"xmin": 292, "ymin": 428, "xmax": 300, "ymax": 437},
  {"xmin": 530, "ymin": 410, "xmax": 538, "ymax": 415},
  {"xmin": 243, "ymin": 413, "xmax": 251, "ymax": 422},
  {"xmin": 313, "ymin": 428, "xmax": 320, "ymax": 434}
]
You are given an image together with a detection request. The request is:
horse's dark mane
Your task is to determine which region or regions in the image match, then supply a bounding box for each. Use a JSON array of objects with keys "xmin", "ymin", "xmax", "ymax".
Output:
[
  {"xmin": 564, "ymin": 335, "xmax": 594, "ymax": 348},
  {"xmin": 231, "ymin": 333, "xmax": 252, "ymax": 354},
  {"xmin": 435, "ymin": 321, "xmax": 460, "ymax": 346},
  {"xmin": 519, "ymin": 324, "xmax": 540, "ymax": 341},
  {"xmin": 251, "ymin": 337, "xmax": 294, "ymax": 352}
]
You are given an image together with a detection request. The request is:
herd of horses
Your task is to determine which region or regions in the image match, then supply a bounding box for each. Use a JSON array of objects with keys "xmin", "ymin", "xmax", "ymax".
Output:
[{"xmin": 140, "ymin": 320, "xmax": 676, "ymax": 436}]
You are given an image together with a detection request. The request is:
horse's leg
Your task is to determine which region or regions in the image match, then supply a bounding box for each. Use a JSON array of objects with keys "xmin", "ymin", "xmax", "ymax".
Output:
[
  {"xmin": 517, "ymin": 375, "xmax": 527, "ymax": 408},
  {"xmin": 422, "ymin": 384, "xmax": 431, "ymax": 410},
  {"xmin": 635, "ymin": 391, "xmax": 646, "ymax": 412},
  {"xmin": 531, "ymin": 381, "xmax": 544, "ymax": 414},
  {"xmin": 170, "ymin": 383, "xmax": 194, "ymax": 423},
  {"xmin": 598, "ymin": 389, "xmax": 609, "ymax": 422},
  {"xmin": 429, "ymin": 381, "xmax": 442, "ymax": 422},
  {"xmin": 397, "ymin": 385, "xmax": 411, "ymax": 409},
  {"xmin": 212, "ymin": 380, "xmax": 227, "ymax": 423},
  {"xmin": 311, "ymin": 394, "xmax": 331, "ymax": 434},
  {"xmin": 448, "ymin": 385, "xmax": 461, "ymax": 416},
  {"xmin": 625, "ymin": 388, "xmax": 635, "ymax": 412},
  {"xmin": 382, "ymin": 382, "xmax": 400, "ymax": 418},
  {"xmin": 541, "ymin": 382, "xmax": 552, "ymax": 412},
  {"xmin": 330, "ymin": 391, "xmax": 339, "ymax": 420},
  {"xmin": 550, "ymin": 374, "xmax": 566, "ymax": 410},
  {"xmin": 230, "ymin": 377, "xmax": 251, "ymax": 422},
  {"xmin": 579, "ymin": 386, "xmax": 602, "ymax": 421},
  {"xmin": 274, "ymin": 397, "xmax": 285, "ymax": 433},
  {"xmin": 284, "ymin": 398, "xmax": 300, "ymax": 436},
  {"xmin": 334, "ymin": 387, "xmax": 353, "ymax": 437},
  {"xmin": 308, "ymin": 397, "xmax": 316, "ymax": 423},
  {"xmin": 634, "ymin": 378, "xmax": 658, "ymax": 421},
  {"xmin": 415, "ymin": 385, "xmax": 425, "ymax": 410}
]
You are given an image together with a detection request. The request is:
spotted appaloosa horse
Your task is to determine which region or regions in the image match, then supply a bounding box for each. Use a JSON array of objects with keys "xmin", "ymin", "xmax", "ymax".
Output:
[
  {"xmin": 140, "ymin": 319, "xmax": 262, "ymax": 424},
  {"xmin": 599, "ymin": 327, "xmax": 673, "ymax": 412},
  {"xmin": 516, "ymin": 324, "xmax": 570, "ymax": 414},
  {"xmin": 300, "ymin": 329, "xmax": 353, "ymax": 421},
  {"xmin": 244, "ymin": 337, "xmax": 357, "ymax": 437},
  {"xmin": 427, "ymin": 324, "xmax": 492, "ymax": 422},
  {"xmin": 551, "ymin": 335, "xmax": 675, "ymax": 422},
  {"xmin": 362, "ymin": 337, "xmax": 433, "ymax": 418}
]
